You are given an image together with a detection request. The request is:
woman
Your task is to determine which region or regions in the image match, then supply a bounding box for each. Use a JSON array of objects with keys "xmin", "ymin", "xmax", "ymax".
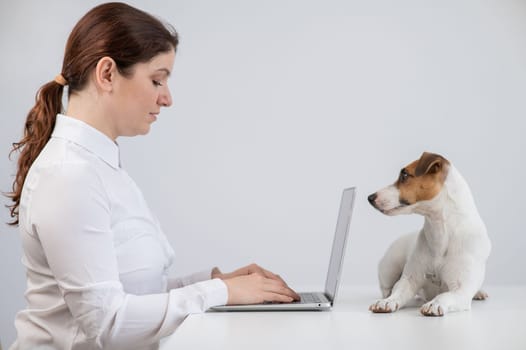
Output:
[{"xmin": 7, "ymin": 3, "xmax": 299, "ymax": 349}]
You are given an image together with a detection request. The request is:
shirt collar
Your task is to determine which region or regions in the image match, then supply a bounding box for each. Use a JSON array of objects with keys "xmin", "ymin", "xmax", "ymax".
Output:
[{"xmin": 52, "ymin": 114, "xmax": 121, "ymax": 169}]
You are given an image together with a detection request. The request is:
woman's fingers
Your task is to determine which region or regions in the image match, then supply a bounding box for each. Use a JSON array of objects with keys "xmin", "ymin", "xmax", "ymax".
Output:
[
  {"xmin": 262, "ymin": 277, "xmax": 301, "ymax": 301},
  {"xmin": 244, "ymin": 264, "xmax": 301, "ymax": 300},
  {"xmin": 262, "ymin": 292, "xmax": 295, "ymax": 303},
  {"xmin": 265, "ymin": 271, "xmax": 300, "ymax": 300},
  {"xmin": 224, "ymin": 273, "xmax": 300, "ymax": 305},
  {"xmin": 221, "ymin": 263, "xmax": 301, "ymax": 304}
]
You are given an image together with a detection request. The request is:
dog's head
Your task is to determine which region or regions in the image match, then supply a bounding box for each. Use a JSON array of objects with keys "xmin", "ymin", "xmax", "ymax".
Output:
[{"xmin": 368, "ymin": 152, "xmax": 450, "ymax": 215}]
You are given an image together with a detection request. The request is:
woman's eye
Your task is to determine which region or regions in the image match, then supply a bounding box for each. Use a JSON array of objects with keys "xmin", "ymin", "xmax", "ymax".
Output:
[{"xmin": 152, "ymin": 80, "xmax": 163, "ymax": 87}]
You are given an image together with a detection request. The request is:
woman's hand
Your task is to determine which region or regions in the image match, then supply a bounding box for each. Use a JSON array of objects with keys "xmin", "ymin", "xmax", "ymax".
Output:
[{"xmin": 212, "ymin": 263, "xmax": 300, "ymax": 305}]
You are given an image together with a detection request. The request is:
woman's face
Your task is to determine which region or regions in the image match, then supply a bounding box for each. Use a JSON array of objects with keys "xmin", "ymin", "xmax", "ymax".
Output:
[{"xmin": 110, "ymin": 50, "xmax": 175, "ymax": 138}]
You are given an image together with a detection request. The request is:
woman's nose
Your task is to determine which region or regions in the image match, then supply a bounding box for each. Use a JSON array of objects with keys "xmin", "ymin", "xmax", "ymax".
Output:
[{"xmin": 158, "ymin": 87, "xmax": 172, "ymax": 107}]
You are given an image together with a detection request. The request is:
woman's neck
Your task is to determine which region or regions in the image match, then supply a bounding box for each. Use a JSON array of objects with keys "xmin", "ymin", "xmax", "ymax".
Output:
[{"xmin": 66, "ymin": 89, "xmax": 118, "ymax": 141}]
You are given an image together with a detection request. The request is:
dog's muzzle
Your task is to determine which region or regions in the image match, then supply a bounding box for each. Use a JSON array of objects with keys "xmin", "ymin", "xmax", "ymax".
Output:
[{"xmin": 368, "ymin": 193, "xmax": 377, "ymax": 207}]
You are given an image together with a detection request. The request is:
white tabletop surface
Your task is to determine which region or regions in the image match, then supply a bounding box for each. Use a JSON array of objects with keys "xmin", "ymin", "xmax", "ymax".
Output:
[{"xmin": 160, "ymin": 286, "xmax": 526, "ymax": 350}]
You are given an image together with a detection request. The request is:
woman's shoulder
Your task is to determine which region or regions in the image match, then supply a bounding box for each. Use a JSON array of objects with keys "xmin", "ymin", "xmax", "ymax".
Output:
[
  {"xmin": 26, "ymin": 139, "xmax": 108, "ymax": 194},
  {"xmin": 33, "ymin": 136, "xmax": 117, "ymax": 179},
  {"xmin": 38, "ymin": 136, "xmax": 106, "ymax": 166}
]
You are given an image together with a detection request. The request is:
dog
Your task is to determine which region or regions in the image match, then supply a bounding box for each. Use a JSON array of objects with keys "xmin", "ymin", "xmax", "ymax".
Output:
[{"xmin": 367, "ymin": 152, "xmax": 491, "ymax": 316}]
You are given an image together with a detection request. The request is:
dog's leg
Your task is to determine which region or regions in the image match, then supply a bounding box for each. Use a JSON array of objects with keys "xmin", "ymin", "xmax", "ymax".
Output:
[
  {"xmin": 370, "ymin": 275, "xmax": 421, "ymax": 313},
  {"xmin": 371, "ymin": 234, "xmax": 423, "ymax": 313},
  {"xmin": 420, "ymin": 290, "xmax": 473, "ymax": 316},
  {"xmin": 420, "ymin": 260, "xmax": 485, "ymax": 316},
  {"xmin": 377, "ymin": 233, "xmax": 417, "ymax": 298},
  {"xmin": 378, "ymin": 252, "xmax": 403, "ymax": 298}
]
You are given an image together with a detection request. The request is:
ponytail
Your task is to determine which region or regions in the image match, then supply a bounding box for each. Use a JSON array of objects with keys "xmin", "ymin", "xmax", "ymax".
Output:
[{"xmin": 7, "ymin": 80, "xmax": 64, "ymax": 225}]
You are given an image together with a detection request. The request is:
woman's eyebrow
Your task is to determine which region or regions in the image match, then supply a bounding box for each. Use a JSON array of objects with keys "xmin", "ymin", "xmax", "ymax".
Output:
[{"xmin": 155, "ymin": 68, "xmax": 171, "ymax": 77}]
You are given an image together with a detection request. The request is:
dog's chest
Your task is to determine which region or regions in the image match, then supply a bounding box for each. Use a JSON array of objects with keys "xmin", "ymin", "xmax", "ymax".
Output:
[
  {"xmin": 422, "ymin": 241, "xmax": 450, "ymax": 288},
  {"xmin": 424, "ymin": 271, "xmax": 442, "ymax": 287},
  {"xmin": 423, "ymin": 227, "xmax": 451, "ymax": 258},
  {"xmin": 422, "ymin": 245, "xmax": 460, "ymax": 289}
]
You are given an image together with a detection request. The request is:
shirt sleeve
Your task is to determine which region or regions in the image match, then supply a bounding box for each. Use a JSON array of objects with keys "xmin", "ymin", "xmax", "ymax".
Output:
[
  {"xmin": 30, "ymin": 163, "xmax": 228, "ymax": 349},
  {"xmin": 167, "ymin": 269, "xmax": 216, "ymax": 289}
]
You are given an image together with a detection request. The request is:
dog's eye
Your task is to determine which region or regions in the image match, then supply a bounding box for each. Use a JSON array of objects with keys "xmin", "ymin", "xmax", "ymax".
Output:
[{"xmin": 399, "ymin": 169, "xmax": 409, "ymax": 183}]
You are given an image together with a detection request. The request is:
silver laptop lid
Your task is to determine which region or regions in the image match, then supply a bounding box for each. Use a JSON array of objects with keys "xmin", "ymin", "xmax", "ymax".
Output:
[{"xmin": 324, "ymin": 187, "xmax": 356, "ymax": 302}]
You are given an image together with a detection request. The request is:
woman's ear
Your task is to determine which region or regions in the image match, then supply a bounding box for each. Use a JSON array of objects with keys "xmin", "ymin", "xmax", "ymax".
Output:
[{"xmin": 94, "ymin": 56, "xmax": 117, "ymax": 92}]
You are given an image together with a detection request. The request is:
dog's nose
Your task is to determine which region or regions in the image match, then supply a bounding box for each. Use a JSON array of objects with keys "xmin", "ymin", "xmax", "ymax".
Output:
[{"xmin": 368, "ymin": 193, "xmax": 377, "ymax": 205}]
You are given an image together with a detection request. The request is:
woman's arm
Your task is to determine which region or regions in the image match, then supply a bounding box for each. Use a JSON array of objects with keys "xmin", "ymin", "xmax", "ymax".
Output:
[
  {"xmin": 168, "ymin": 264, "xmax": 300, "ymax": 304},
  {"xmin": 167, "ymin": 269, "xmax": 219, "ymax": 289}
]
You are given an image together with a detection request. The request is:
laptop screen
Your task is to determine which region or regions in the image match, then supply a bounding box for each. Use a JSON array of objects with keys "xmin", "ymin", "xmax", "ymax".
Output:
[{"xmin": 324, "ymin": 187, "xmax": 356, "ymax": 302}]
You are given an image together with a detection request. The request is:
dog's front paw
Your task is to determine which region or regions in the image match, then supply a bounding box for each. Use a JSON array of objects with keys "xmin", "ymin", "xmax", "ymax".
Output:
[
  {"xmin": 473, "ymin": 290, "xmax": 488, "ymax": 300},
  {"xmin": 420, "ymin": 301, "xmax": 445, "ymax": 316},
  {"xmin": 369, "ymin": 299, "xmax": 399, "ymax": 313}
]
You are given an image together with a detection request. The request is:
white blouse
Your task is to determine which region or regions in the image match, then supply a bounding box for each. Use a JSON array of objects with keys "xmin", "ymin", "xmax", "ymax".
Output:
[{"xmin": 11, "ymin": 114, "xmax": 228, "ymax": 350}]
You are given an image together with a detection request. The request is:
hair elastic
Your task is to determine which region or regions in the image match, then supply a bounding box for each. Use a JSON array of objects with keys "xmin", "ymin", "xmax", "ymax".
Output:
[{"xmin": 54, "ymin": 74, "xmax": 68, "ymax": 86}]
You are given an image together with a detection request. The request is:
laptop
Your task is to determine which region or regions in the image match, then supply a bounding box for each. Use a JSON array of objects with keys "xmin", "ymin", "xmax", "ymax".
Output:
[{"xmin": 209, "ymin": 187, "xmax": 356, "ymax": 311}]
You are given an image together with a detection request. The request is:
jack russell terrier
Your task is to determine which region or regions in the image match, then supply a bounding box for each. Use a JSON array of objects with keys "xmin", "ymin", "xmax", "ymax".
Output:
[{"xmin": 367, "ymin": 152, "xmax": 491, "ymax": 316}]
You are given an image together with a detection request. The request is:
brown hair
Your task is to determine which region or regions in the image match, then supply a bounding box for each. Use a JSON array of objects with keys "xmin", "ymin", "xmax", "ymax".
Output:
[{"xmin": 6, "ymin": 2, "xmax": 178, "ymax": 225}]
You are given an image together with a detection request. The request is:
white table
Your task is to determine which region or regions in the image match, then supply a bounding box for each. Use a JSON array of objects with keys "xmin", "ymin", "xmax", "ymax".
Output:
[{"xmin": 161, "ymin": 286, "xmax": 526, "ymax": 350}]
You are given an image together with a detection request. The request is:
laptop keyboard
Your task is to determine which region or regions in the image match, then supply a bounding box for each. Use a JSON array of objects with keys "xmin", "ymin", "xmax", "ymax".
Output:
[
  {"xmin": 261, "ymin": 292, "xmax": 326, "ymax": 304},
  {"xmin": 298, "ymin": 292, "xmax": 324, "ymax": 304}
]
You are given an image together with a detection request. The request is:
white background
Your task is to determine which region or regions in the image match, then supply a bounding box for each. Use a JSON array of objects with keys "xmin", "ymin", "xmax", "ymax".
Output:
[{"xmin": 1, "ymin": 0, "xmax": 525, "ymax": 346}]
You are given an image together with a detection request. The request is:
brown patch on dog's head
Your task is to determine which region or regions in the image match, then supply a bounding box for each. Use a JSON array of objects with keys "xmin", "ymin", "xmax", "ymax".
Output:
[{"xmin": 396, "ymin": 152, "xmax": 450, "ymax": 206}]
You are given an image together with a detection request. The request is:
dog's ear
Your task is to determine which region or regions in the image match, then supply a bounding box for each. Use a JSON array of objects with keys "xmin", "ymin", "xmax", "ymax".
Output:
[{"xmin": 415, "ymin": 152, "xmax": 447, "ymax": 176}]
